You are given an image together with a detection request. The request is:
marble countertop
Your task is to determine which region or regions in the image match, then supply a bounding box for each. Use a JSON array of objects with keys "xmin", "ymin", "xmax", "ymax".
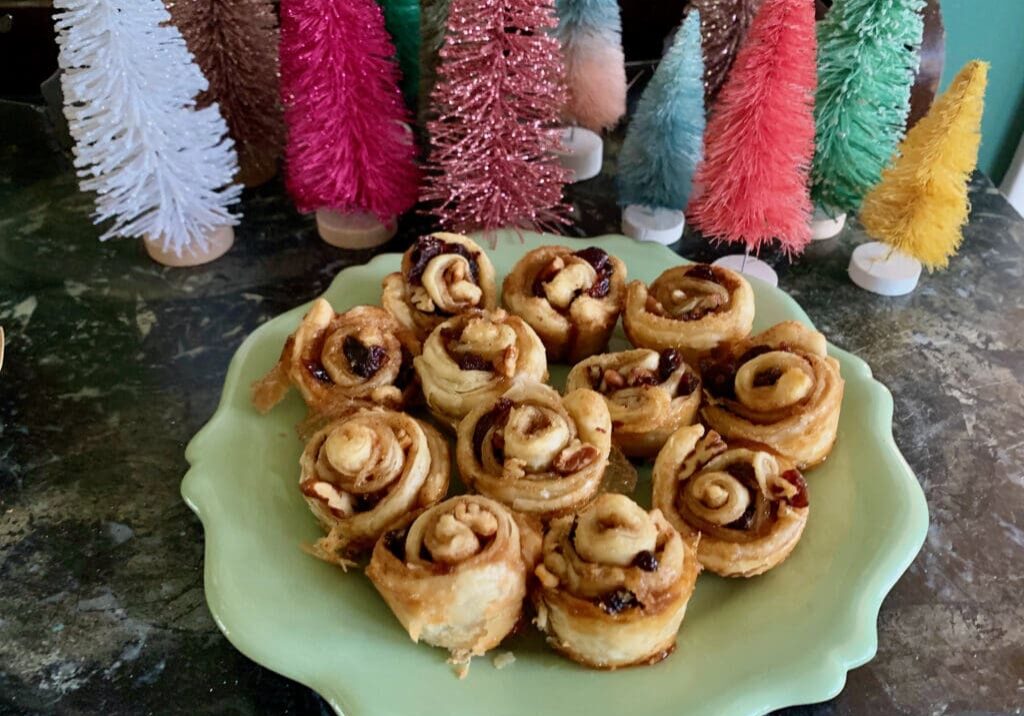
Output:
[{"xmin": 1, "ymin": 115, "xmax": 1023, "ymax": 715}]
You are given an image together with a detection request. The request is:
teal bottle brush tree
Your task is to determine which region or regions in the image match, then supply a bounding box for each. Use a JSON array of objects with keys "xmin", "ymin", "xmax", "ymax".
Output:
[
  {"xmin": 810, "ymin": 0, "xmax": 924, "ymax": 238},
  {"xmin": 616, "ymin": 10, "xmax": 705, "ymax": 245}
]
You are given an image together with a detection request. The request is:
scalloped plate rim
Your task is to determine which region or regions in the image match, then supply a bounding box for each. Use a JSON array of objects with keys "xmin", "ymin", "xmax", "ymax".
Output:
[{"xmin": 181, "ymin": 233, "xmax": 928, "ymax": 716}]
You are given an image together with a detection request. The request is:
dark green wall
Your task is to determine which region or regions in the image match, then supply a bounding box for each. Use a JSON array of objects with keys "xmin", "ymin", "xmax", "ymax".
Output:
[{"xmin": 940, "ymin": 0, "xmax": 1024, "ymax": 183}]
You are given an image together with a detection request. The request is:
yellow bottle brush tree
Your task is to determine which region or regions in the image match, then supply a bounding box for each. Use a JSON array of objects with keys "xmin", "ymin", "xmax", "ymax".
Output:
[{"xmin": 859, "ymin": 60, "xmax": 989, "ymax": 271}]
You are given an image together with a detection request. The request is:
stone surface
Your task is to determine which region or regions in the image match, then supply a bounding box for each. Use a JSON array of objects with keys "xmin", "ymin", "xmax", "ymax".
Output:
[{"xmin": 1, "ymin": 115, "xmax": 1023, "ymax": 716}]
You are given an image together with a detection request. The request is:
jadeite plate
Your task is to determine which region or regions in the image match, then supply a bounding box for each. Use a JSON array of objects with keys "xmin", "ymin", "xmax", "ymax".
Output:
[{"xmin": 182, "ymin": 232, "xmax": 928, "ymax": 716}]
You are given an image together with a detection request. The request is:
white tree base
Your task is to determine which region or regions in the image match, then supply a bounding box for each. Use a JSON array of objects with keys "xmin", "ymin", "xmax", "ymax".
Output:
[
  {"xmin": 144, "ymin": 225, "xmax": 234, "ymax": 267},
  {"xmin": 712, "ymin": 254, "xmax": 778, "ymax": 287},
  {"xmin": 848, "ymin": 241, "xmax": 921, "ymax": 296},
  {"xmin": 554, "ymin": 126, "xmax": 603, "ymax": 183},
  {"xmin": 621, "ymin": 205, "xmax": 685, "ymax": 245},
  {"xmin": 810, "ymin": 206, "xmax": 847, "ymax": 241},
  {"xmin": 316, "ymin": 210, "xmax": 397, "ymax": 249}
]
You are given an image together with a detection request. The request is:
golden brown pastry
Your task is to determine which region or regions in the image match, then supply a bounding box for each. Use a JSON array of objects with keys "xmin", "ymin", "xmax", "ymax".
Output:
[
  {"xmin": 381, "ymin": 233, "xmax": 497, "ymax": 340},
  {"xmin": 623, "ymin": 263, "xmax": 755, "ymax": 363},
  {"xmin": 456, "ymin": 381, "xmax": 611, "ymax": 519},
  {"xmin": 366, "ymin": 495, "xmax": 533, "ymax": 668},
  {"xmin": 502, "ymin": 245, "xmax": 627, "ymax": 362},
  {"xmin": 532, "ymin": 494, "xmax": 700, "ymax": 669},
  {"xmin": 652, "ymin": 424, "xmax": 809, "ymax": 577},
  {"xmin": 251, "ymin": 300, "xmax": 419, "ymax": 414},
  {"xmin": 300, "ymin": 408, "xmax": 449, "ymax": 561},
  {"xmin": 414, "ymin": 309, "xmax": 548, "ymax": 429},
  {"xmin": 699, "ymin": 321, "xmax": 844, "ymax": 468},
  {"xmin": 565, "ymin": 348, "xmax": 700, "ymax": 459}
]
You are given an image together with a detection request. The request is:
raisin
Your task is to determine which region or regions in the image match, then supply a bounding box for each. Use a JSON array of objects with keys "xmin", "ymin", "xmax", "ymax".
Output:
[
  {"xmin": 676, "ymin": 372, "xmax": 699, "ymax": 397},
  {"xmin": 473, "ymin": 398, "xmax": 513, "ymax": 453},
  {"xmin": 456, "ymin": 353, "xmax": 492, "ymax": 371},
  {"xmin": 353, "ymin": 490, "xmax": 386, "ymax": 512},
  {"xmin": 686, "ymin": 264, "xmax": 717, "ymax": 282},
  {"xmin": 631, "ymin": 550, "xmax": 659, "ymax": 572},
  {"xmin": 753, "ymin": 366, "xmax": 783, "ymax": 388},
  {"xmin": 383, "ymin": 527, "xmax": 409, "ymax": 560},
  {"xmin": 596, "ymin": 588, "xmax": 641, "ymax": 614},
  {"xmin": 574, "ymin": 247, "xmax": 614, "ymax": 299},
  {"xmin": 658, "ymin": 349, "xmax": 684, "ymax": 382},
  {"xmin": 304, "ymin": 360, "xmax": 333, "ymax": 384},
  {"xmin": 724, "ymin": 463, "xmax": 758, "ymax": 530},
  {"xmin": 781, "ymin": 469, "xmax": 809, "ymax": 508},
  {"xmin": 343, "ymin": 335, "xmax": 388, "ymax": 378},
  {"xmin": 701, "ymin": 361, "xmax": 737, "ymax": 399},
  {"xmin": 395, "ymin": 347, "xmax": 415, "ymax": 389}
]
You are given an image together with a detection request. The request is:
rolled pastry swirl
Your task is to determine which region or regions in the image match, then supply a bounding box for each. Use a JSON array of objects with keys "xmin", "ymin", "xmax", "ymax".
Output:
[
  {"xmin": 565, "ymin": 348, "xmax": 701, "ymax": 459},
  {"xmin": 623, "ymin": 263, "xmax": 754, "ymax": 363},
  {"xmin": 301, "ymin": 408, "xmax": 450, "ymax": 559},
  {"xmin": 699, "ymin": 321, "xmax": 844, "ymax": 468},
  {"xmin": 381, "ymin": 233, "xmax": 497, "ymax": 340},
  {"xmin": 415, "ymin": 309, "xmax": 548, "ymax": 429},
  {"xmin": 532, "ymin": 494, "xmax": 700, "ymax": 669},
  {"xmin": 251, "ymin": 300, "xmax": 420, "ymax": 414},
  {"xmin": 502, "ymin": 245, "xmax": 627, "ymax": 362},
  {"xmin": 653, "ymin": 424, "xmax": 809, "ymax": 577},
  {"xmin": 366, "ymin": 495, "xmax": 533, "ymax": 665},
  {"xmin": 456, "ymin": 381, "xmax": 611, "ymax": 518}
]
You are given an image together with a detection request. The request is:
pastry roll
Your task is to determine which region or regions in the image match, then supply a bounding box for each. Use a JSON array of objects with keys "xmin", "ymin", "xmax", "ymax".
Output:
[
  {"xmin": 532, "ymin": 494, "xmax": 700, "ymax": 669},
  {"xmin": 565, "ymin": 348, "xmax": 700, "ymax": 459},
  {"xmin": 502, "ymin": 245, "xmax": 627, "ymax": 362},
  {"xmin": 415, "ymin": 309, "xmax": 548, "ymax": 429},
  {"xmin": 381, "ymin": 233, "xmax": 497, "ymax": 340},
  {"xmin": 456, "ymin": 381, "xmax": 611, "ymax": 519},
  {"xmin": 366, "ymin": 495, "xmax": 532, "ymax": 666},
  {"xmin": 623, "ymin": 263, "xmax": 754, "ymax": 362},
  {"xmin": 652, "ymin": 424, "xmax": 809, "ymax": 577},
  {"xmin": 301, "ymin": 408, "xmax": 450, "ymax": 559},
  {"xmin": 251, "ymin": 300, "xmax": 419, "ymax": 414},
  {"xmin": 699, "ymin": 321, "xmax": 844, "ymax": 468}
]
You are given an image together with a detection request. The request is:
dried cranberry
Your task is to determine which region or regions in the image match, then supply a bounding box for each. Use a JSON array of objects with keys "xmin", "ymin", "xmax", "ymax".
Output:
[
  {"xmin": 575, "ymin": 247, "xmax": 614, "ymax": 299},
  {"xmin": 753, "ymin": 366, "xmax": 783, "ymax": 388},
  {"xmin": 597, "ymin": 588, "xmax": 641, "ymax": 614},
  {"xmin": 304, "ymin": 359, "xmax": 333, "ymax": 384},
  {"xmin": 343, "ymin": 335, "xmax": 388, "ymax": 378},
  {"xmin": 456, "ymin": 353, "xmax": 492, "ymax": 371},
  {"xmin": 737, "ymin": 344, "xmax": 774, "ymax": 367},
  {"xmin": 781, "ymin": 469, "xmax": 809, "ymax": 508},
  {"xmin": 383, "ymin": 527, "xmax": 408, "ymax": 560},
  {"xmin": 701, "ymin": 360, "xmax": 737, "ymax": 399},
  {"xmin": 658, "ymin": 349, "xmax": 684, "ymax": 382},
  {"xmin": 473, "ymin": 398, "xmax": 513, "ymax": 453},
  {"xmin": 631, "ymin": 550, "xmax": 659, "ymax": 572},
  {"xmin": 675, "ymin": 372, "xmax": 699, "ymax": 397},
  {"xmin": 685, "ymin": 264, "xmax": 718, "ymax": 282}
]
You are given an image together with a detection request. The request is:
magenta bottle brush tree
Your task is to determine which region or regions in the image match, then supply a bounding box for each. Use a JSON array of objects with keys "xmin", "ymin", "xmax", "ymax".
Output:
[
  {"xmin": 279, "ymin": 0, "xmax": 419, "ymax": 247},
  {"xmin": 420, "ymin": 0, "xmax": 571, "ymax": 235}
]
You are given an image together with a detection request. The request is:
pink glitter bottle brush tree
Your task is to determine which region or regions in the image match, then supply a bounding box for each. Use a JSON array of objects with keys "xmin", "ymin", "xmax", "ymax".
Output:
[
  {"xmin": 279, "ymin": 0, "xmax": 420, "ymax": 249},
  {"xmin": 420, "ymin": 0, "xmax": 572, "ymax": 239},
  {"xmin": 687, "ymin": 0, "xmax": 817, "ymax": 286}
]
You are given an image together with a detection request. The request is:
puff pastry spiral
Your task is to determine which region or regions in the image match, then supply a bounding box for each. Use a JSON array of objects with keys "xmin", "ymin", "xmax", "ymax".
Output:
[
  {"xmin": 532, "ymin": 494, "xmax": 699, "ymax": 669},
  {"xmin": 415, "ymin": 310, "xmax": 548, "ymax": 429},
  {"xmin": 653, "ymin": 425, "xmax": 809, "ymax": 577},
  {"xmin": 700, "ymin": 321, "xmax": 844, "ymax": 468},
  {"xmin": 623, "ymin": 263, "xmax": 754, "ymax": 362},
  {"xmin": 565, "ymin": 348, "xmax": 701, "ymax": 458},
  {"xmin": 502, "ymin": 245, "xmax": 627, "ymax": 362},
  {"xmin": 381, "ymin": 233, "xmax": 497, "ymax": 340},
  {"xmin": 366, "ymin": 495, "xmax": 534, "ymax": 666},
  {"xmin": 251, "ymin": 300, "xmax": 420, "ymax": 414},
  {"xmin": 301, "ymin": 408, "xmax": 450, "ymax": 560},
  {"xmin": 456, "ymin": 381, "xmax": 611, "ymax": 519}
]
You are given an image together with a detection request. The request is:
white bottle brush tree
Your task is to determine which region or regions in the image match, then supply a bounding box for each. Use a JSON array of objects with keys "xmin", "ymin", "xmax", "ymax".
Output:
[{"xmin": 54, "ymin": 0, "xmax": 241, "ymax": 261}]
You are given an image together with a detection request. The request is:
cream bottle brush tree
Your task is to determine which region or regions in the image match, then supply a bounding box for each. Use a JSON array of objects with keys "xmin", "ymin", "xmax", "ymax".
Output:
[{"xmin": 54, "ymin": 0, "xmax": 241, "ymax": 266}]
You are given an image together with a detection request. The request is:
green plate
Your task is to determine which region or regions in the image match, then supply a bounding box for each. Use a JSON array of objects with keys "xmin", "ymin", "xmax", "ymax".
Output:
[{"xmin": 182, "ymin": 233, "xmax": 928, "ymax": 716}]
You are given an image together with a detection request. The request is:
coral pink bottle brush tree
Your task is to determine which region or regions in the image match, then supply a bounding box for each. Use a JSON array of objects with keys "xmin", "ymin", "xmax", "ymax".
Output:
[
  {"xmin": 688, "ymin": 0, "xmax": 817, "ymax": 277},
  {"xmin": 279, "ymin": 0, "xmax": 419, "ymax": 249}
]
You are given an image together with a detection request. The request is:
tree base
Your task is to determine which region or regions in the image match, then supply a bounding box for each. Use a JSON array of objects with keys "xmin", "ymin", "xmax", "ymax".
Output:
[
  {"xmin": 810, "ymin": 206, "xmax": 847, "ymax": 240},
  {"xmin": 621, "ymin": 205, "xmax": 684, "ymax": 245},
  {"xmin": 144, "ymin": 225, "xmax": 235, "ymax": 267},
  {"xmin": 712, "ymin": 254, "xmax": 778, "ymax": 287},
  {"xmin": 554, "ymin": 126, "xmax": 603, "ymax": 183},
  {"xmin": 848, "ymin": 241, "xmax": 921, "ymax": 296},
  {"xmin": 316, "ymin": 209, "xmax": 396, "ymax": 249}
]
